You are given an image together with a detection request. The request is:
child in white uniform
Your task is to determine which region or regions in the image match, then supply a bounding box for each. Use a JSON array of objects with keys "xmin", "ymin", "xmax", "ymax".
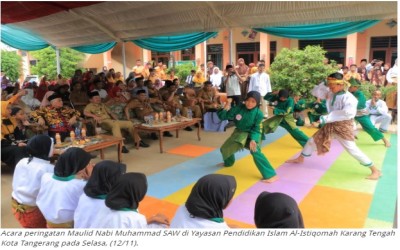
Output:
[
  {"xmin": 74, "ymin": 160, "xmax": 126, "ymax": 228},
  {"xmin": 36, "ymin": 147, "xmax": 93, "ymax": 228},
  {"xmin": 170, "ymin": 174, "xmax": 236, "ymax": 228}
]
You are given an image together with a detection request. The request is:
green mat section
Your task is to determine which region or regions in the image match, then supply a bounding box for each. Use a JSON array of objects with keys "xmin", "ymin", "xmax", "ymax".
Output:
[
  {"xmin": 317, "ymin": 131, "xmax": 390, "ymax": 194},
  {"xmin": 364, "ymin": 218, "xmax": 394, "ymax": 228},
  {"xmin": 367, "ymin": 134, "xmax": 397, "ymax": 222}
]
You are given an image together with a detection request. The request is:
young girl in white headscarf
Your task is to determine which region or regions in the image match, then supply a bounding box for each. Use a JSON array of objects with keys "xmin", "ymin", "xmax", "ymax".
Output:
[{"xmin": 209, "ymin": 67, "xmax": 223, "ymax": 91}]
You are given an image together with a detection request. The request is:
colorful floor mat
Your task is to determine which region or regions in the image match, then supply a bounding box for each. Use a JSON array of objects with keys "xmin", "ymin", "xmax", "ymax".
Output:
[{"xmin": 139, "ymin": 127, "xmax": 397, "ymax": 228}]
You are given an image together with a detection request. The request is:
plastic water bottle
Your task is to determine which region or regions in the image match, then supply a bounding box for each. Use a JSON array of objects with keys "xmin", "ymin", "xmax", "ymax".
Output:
[
  {"xmin": 187, "ymin": 108, "xmax": 193, "ymax": 120},
  {"xmin": 176, "ymin": 108, "xmax": 181, "ymax": 117},
  {"xmin": 75, "ymin": 127, "xmax": 81, "ymax": 139}
]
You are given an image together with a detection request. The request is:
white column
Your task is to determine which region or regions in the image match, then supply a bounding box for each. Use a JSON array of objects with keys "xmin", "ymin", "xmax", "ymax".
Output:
[
  {"xmin": 56, "ymin": 48, "xmax": 61, "ymax": 75},
  {"xmin": 229, "ymin": 29, "xmax": 233, "ymax": 65},
  {"xmin": 122, "ymin": 42, "xmax": 127, "ymax": 79},
  {"xmin": 204, "ymin": 41, "xmax": 207, "ymax": 79}
]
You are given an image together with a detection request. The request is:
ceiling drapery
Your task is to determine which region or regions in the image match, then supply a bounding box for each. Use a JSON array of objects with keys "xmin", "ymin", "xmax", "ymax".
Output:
[
  {"xmin": 254, "ymin": 20, "xmax": 381, "ymax": 40},
  {"xmin": 0, "ymin": 1, "xmax": 396, "ymax": 52}
]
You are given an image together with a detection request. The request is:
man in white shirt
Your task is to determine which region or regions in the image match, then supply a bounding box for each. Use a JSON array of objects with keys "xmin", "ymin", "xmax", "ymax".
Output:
[
  {"xmin": 185, "ymin": 70, "xmax": 196, "ymax": 87},
  {"xmin": 286, "ymin": 73, "xmax": 381, "ymax": 180},
  {"xmin": 248, "ymin": 64, "xmax": 271, "ymax": 118},
  {"xmin": 366, "ymin": 90, "xmax": 392, "ymax": 133},
  {"xmin": 222, "ymin": 65, "xmax": 242, "ymax": 107}
]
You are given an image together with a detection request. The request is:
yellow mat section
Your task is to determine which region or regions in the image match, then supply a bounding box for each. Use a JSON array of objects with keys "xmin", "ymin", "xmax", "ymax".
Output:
[{"xmin": 163, "ymin": 127, "xmax": 317, "ymax": 205}]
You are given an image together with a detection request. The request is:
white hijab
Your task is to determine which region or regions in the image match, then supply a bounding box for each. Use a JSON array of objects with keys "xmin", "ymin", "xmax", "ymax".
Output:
[
  {"xmin": 209, "ymin": 67, "xmax": 223, "ymax": 88},
  {"xmin": 21, "ymin": 88, "xmax": 41, "ymax": 108}
]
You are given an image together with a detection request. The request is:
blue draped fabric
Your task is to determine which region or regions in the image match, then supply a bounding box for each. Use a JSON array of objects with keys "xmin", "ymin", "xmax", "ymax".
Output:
[
  {"xmin": 132, "ymin": 32, "xmax": 218, "ymax": 52},
  {"xmin": 254, "ymin": 20, "xmax": 380, "ymax": 40},
  {"xmin": 71, "ymin": 42, "xmax": 117, "ymax": 54},
  {"xmin": 1, "ymin": 25, "xmax": 49, "ymax": 51},
  {"xmin": 1, "ymin": 24, "xmax": 116, "ymax": 54}
]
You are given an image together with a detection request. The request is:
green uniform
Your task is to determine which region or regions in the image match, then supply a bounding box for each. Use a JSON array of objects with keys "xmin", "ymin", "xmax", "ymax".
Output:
[
  {"xmin": 217, "ymin": 104, "xmax": 276, "ymax": 179},
  {"xmin": 352, "ymin": 90, "xmax": 384, "ymax": 141},
  {"xmin": 263, "ymin": 93, "xmax": 309, "ymax": 147},
  {"xmin": 307, "ymin": 100, "xmax": 328, "ymax": 127},
  {"xmin": 293, "ymin": 99, "xmax": 306, "ymax": 126}
]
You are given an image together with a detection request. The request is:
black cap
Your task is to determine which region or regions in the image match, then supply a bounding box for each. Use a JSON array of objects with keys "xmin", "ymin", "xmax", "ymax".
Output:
[
  {"xmin": 88, "ymin": 91, "xmax": 100, "ymax": 98},
  {"xmin": 48, "ymin": 93, "xmax": 62, "ymax": 102}
]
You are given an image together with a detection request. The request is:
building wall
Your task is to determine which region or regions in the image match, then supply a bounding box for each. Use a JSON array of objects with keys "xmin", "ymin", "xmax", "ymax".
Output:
[{"xmin": 81, "ymin": 19, "xmax": 397, "ymax": 72}]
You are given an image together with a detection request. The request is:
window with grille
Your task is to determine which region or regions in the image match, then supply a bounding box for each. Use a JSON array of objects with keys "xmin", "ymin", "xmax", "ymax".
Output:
[
  {"xmin": 371, "ymin": 36, "xmax": 397, "ymax": 48},
  {"xmin": 299, "ymin": 39, "xmax": 346, "ymax": 49}
]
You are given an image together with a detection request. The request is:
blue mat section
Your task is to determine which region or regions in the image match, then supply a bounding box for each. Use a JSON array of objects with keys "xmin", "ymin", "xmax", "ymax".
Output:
[
  {"xmin": 147, "ymin": 127, "xmax": 289, "ymax": 198},
  {"xmin": 367, "ymin": 134, "xmax": 398, "ymax": 222}
]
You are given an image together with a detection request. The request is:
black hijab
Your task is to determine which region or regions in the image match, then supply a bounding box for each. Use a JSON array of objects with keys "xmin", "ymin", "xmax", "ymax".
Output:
[
  {"xmin": 26, "ymin": 134, "xmax": 54, "ymax": 163},
  {"xmin": 105, "ymin": 172, "xmax": 147, "ymax": 210},
  {"xmin": 254, "ymin": 192, "xmax": 304, "ymax": 228},
  {"xmin": 84, "ymin": 160, "xmax": 126, "ymax": 198},
  {"xmin": 185, "ymin": 174, "xmax": 236, "ymax": 220},
  {"xmin": 54, "ymin": 147, "xmax": 91, "ymax": 177},
  {"xmin": 245, "ymin": 91, "xmax": 261, "ymax": 105}
]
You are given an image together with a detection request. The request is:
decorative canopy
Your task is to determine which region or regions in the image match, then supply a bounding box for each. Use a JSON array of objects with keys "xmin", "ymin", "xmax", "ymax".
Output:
[{"xmin": 0, "ymin": 1, "xmax": 396, "ymax": 52}]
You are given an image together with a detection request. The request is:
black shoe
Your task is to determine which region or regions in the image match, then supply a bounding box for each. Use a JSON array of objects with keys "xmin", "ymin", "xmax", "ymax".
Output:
[
  {"xmin": 163, "ymin": 131, "xmax": 173, "ymax": 137},
  {"xmin": 122, "ymin": 146, "xmax": 130, "ymax": 153},
  {"xmin": 151, "ymin": 133, "xmax": 158, "ymax": 140},
  {"xmin": 184, "ymin": 126, "xmax": 193, "ymax": 131},
  {"xmin": 139, "ymin": 141, "xmax": 150, "ymax": 148}
]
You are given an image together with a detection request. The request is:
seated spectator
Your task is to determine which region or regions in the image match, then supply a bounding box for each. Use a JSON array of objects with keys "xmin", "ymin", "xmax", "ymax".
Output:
[
  {"xmin": 91, "ymin": 172, "xmax": 170, "ymax": 228},
  {"xmin": 145, "ymin": 80, "xmax": 164, "ymax": 112},
  {"xmin": 197, "ymin": 81, "xmax": 220, "ymax": 112},
  {"xmin": 74, "ymin": 160, "xmax": 126, "ymax": 228},
  {"xmin": 84, "ymin": 91, "xmax": 149, "ymax": 152},
  {"xmin": 107, "ymin": 81, "xmax": 131, "ymax": 120},
  {"xmin": 36, "ymin": 147, "xmax": 93, "ymax": 228},
  {"xmin": 366, "ymin": 90, "xmax": 392, "ymax": 133},
  {"xmin": 20, "ymin": 88, "xmax": 41, "ymax": 109},
  {"xmin": 1, "ymin": 100, "xmax": 29, "ymax": 168},
  {"xmin": 193, "ymin": 71, "xmax": 205, "ymax": 89},
  {"xmin": 91, "ymin": 79, "xmax": 108, "ymax": 101},
  {"xmin": 40, "ymin": 83, "xmax": 58, "ymax": 107},
  {"xmin": 254, "ymin": 192, "xmax": 304, "ymax": 228},
  {"xmin": 170, "ymin": 174, "xmax": 236, "ymax": 228},
  {"xmin": 69, "ymin": 82, "xmax": 89, "ymax": 116},
  {"xmin": 31, "ymin": 93, "xmax": 80, "ymax": 142},
  {"xmin": 131, "ymin": 77, "xmax": 149, "ymax": 98}
]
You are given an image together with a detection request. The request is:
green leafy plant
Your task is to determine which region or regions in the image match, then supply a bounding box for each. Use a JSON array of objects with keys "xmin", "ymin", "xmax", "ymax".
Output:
[
  {"xmin": 167, "ymin": 63, "xmax": 196, "ymax": 86},
  {"xmin": 1, "ymin": 50, "xmax": 22, "ymax": 82},
  {"xmin": 270, "ymin": 45, "xmax": 338, "ymax": 100},
  {"xmin": 30, "ymin": 47, "xmax": 84, "ymax": 80}
]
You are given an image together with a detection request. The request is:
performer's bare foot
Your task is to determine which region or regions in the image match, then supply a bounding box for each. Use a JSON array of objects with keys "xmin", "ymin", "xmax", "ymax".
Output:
[
  {"xmin": 285, "ymin": 155, "xmax": 304, "ymax": 164},
  {"xmin": 383, "ymin": 138, "xmax": 391, "ymax": 147},
  {"xmin": 216, "ymin": 162, "xmax": 225, "ymax": 167},
  {"xmin": 366, "ymin": 166, "xmax": 382, "ymax": 180},
  {"xmin": 261, "ymin": 175, "xmax": 278, "ymax": 183}
]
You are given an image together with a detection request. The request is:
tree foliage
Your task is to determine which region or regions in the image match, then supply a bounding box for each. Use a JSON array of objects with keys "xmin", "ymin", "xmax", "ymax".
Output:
[
  {"xmin": 168, "ymin": 62, "xmax": 196, "ymax": 86},
  {"xmin": 270, "ymin": 45, "xmax": 338, "ymax": 99},
  {"xmin": 1, "ymin": 50, "xmax": 22, "ymax": 81},
  {"xmin": 30, "ymin": 47, "xmax": 84, "ymax": 80}
]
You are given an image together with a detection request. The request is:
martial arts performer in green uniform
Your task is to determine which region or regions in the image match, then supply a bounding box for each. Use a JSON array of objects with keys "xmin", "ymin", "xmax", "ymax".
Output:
[
  {"xmin": 348, "ymin": 77, "xmax": 391, "ymax": 147},
  {"xmin": 217, "ymin": 91, "xmax": 277, "ymax": 183},
  {"xmin": 263, "ymin": 90, "xmax": 309, "ymax": 147}
]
